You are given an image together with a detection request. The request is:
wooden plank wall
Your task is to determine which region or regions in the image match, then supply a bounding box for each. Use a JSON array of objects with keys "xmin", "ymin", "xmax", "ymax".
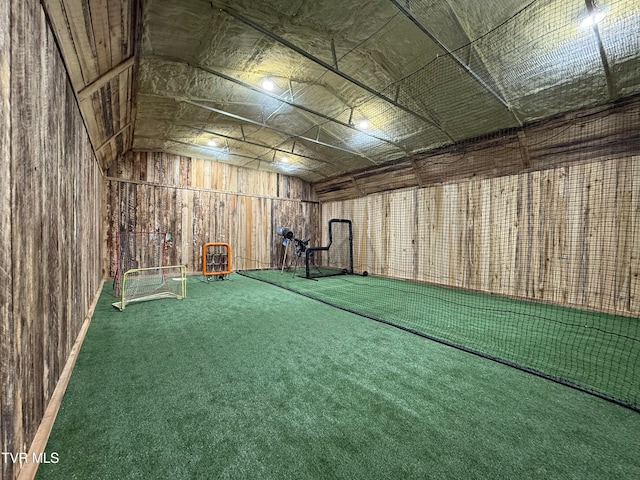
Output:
[
  {"xmin": 314, "ymin": 96, "xmax": 640, "ymax": 203},
  {"xmin": 0, "ymin": 0, "xmax": 13, "ymax": 475},
  {"xmin": 105, "ymin": 152, "xmax": 320, "ymax": 276},
  {"xmin": 41, "ymin": 0, "xmax": 141, "ymax": 172},
  {"xmin": 2, "ymin": 2, "xmax": 104, "ymax": 479},
  {"xmin": 321, "ymin": 157, "xmax": 640, "ymax": 317}
]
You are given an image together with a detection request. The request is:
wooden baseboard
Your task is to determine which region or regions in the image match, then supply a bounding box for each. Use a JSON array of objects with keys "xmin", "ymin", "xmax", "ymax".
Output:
[{"xmin": 17, "ymin": 279, "xmax": 105, "ymax": 480}]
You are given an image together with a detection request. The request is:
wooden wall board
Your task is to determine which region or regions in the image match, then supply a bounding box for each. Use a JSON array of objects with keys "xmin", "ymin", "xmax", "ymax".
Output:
[
  {"xmin": 279, "ymin": 174, "xmax": 318, "ymax": 201},
  {"xmin": 477, "ymin": 178, "xmax": 492, "ymax": 293},
  {"xmin": 387, "ymin": 191, "xmax": 415, "ymax": 280},
  {"xmin": 415, "ymin": 189, "xmax": 433, "ymax": 284},
  {"xmin": 613, "ymin": 159, "xmax": 632, "ymax": 311},
  {"xmin": 566, "ymin": 164, "xmax": 587, "ymax": 308},
  {"xmin": 313, "ymin": 95, "xmax": 640, "ymax": 203},
  {"xmin": 1, "ymin": 0, "xmax": 13, "ymax": 476},
  {"xmin": 110, "ymin": 151, "xmax": 317, "ymax": 203},
  {"xmin": 42, "ymin": 0, "xmax": 141, "ymax": 172},
  {"xmin": 322, "ymin": 156, "xmax": 640, "ymax": 317},
  {"xmin": 630, "ymin": 157, "xmax": 640, "ymax": 313},
  {"xmin": 3, "ymin": 2, "xmax": 105, "ymax": 479},
  {"xmin": 105, "ymin": 152, "xmax": 319, "ymax": 276},
  {"xmin": 585, "ymin": 162, "xmax": 604, "ymax": 310},
  {"xmin": 600, "ymin": 163, "xmax": 619, "ymax": 312}
]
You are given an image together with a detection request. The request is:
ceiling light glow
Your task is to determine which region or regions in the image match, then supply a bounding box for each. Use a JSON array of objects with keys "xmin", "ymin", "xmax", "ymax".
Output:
[
  {"xmin": 580, "ymin": 4, "xmax": 609, "ymax": 28},
  {"xmin": 261, "ymin": 78, "xmax": 275, "ymax": 91},
  {"xmin": 207, "ymin": 140, "xmax": 217, "ymax": 147},
  {"xmin": 281, "ymin": 157, "xmax": 289, "ymax": 163},
  {"xmin": 356, "ymin": 119, "xmax": 369, "ymax": 130},
  {"xmin": 580, "ymin": 11, "xmax": 606, "ymax": 28}
]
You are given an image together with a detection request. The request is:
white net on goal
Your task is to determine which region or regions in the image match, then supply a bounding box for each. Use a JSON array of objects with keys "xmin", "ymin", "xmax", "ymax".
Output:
[
  {"xmin": 112, "ymin": 265, "xmax": 186, "ymax": 311},
  {"xmin": 115, "ymin": 231, "xmax": 168, "ymax": 297}
]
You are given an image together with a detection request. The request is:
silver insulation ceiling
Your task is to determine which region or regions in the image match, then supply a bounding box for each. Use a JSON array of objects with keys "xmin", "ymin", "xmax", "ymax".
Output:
[{"xmin": 133, "ymin": 0, "xmax": 640, "ymax": 182}]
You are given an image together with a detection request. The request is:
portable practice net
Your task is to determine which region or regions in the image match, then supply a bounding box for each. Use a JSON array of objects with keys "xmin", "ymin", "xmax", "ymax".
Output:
[{"xmin": 112, "ymin": 265, "xmax": 186, "ymax": 311}]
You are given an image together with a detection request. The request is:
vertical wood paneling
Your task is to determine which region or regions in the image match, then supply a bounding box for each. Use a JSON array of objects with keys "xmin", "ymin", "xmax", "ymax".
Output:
[
  {"xmin": 323, "ymin": 157, "xmax": 640, "ymax": 317},
  {"xmin": 388, "ymin": 192, "xmax": 413, "ymax": 279},
  {"xmin": 478, "ymin": 182, "xmax": 491, "ymax": 291},
  {"xmin": 0, "ymin": 0, "xmax": 13, "ymax": 477},
  {"xmin": 416, "ymin": 189, "xmax": 433, "ymax": 283},
  {"xmin": 566, "ymin": 164, "xmax": 585, "ymax": 307},
  {"xmin": 88, "ymin": 0, "xmax": 112, "ymax": 73},
  {"xmin": 42, "ymin": 0, "xmax": 140, "ymax": 171},
  {"xmin": 585, "ymin": 163, "xmax": 604, "ymax": 309},
  {"xmin": 600, "ymin": 164, "xmax": 618, "ymax": 311},
  {"xmin": 351, "ymin": 198, "xmax": 369, "ymax": 275},
  {"xmin": 106, "ymin": 152, "xmax": 319, "ymax": 276},
  {"xmin": 613, "ymin": 159, "xmax": 632, "ymax": 311},
  {"xmin": 463, "ymin": 181, "xmax": 479, "ymax": 289},
  {"xmin": 180, "ymin": 188, "xmax": 194, "ymax": 267},
  {"xmin": 12, "ymin": 0, "xmax": 45, "ymax": 457},
  {"xmin": 3, "ymin": 2, "xmax": 104, "ymax": 479},
  {"xmin": 630, "ymin": 158, "xmax": 640, "ymax": 313}
]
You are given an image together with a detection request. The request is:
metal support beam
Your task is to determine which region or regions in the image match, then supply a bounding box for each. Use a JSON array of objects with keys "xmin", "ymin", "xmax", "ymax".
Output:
[
  {"xmin": 585, "ymin": 0, "xmax": 618, "ymax": 100},
  {"xmin": 331, "ymin": 38, "xmax": 338, "ymax": 69},
  {"xmin": 181, "ymin": 98, "xmax": 375, "ymax": 161},
  {"xmin": 168, "ymin": 139, "xmax": 316, "ymax": 173},
  {"xmin": 189, "ymin": 60, "xmax": 406, "ymax": 153},
  {"xmin": 210, "ymin": 2, "xmax": 452, "ymax": 141},
  {"xmin": 175, "ymin": 123, "xmax": 333, "ymax": 167},
  {"xmin": 390, "ymin": 0, "xmax": 521, "ymax": 125}
]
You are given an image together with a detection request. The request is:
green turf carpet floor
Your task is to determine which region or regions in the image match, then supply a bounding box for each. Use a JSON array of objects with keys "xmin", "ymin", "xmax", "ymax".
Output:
[
  {"xmin": 240, "ymin": 269, "xmax": 640, "ymax": 410},
  {"xmin": 36, "ymin": 274, "xmax": 640, "ymax": 479}
]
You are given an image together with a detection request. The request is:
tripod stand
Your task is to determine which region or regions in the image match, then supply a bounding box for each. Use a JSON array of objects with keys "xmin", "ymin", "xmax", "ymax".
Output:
[{"xmin": 280, "ymin": 237, "xmax": 309, "ymax": 276}]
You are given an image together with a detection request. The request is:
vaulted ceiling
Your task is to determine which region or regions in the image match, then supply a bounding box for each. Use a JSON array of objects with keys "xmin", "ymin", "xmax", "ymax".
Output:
[{"xmin": 43, "ymin": 0, "xmax": 640, "ymax": 183}]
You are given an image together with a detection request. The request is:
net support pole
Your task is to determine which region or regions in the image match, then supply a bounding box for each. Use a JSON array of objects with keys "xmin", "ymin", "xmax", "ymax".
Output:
[
  {"xmin": 305, "ymin": 218, "xmax": 353, "ymax": 278},
  {"xmin": 281, "ymin": 239, "xmax": 290, "ymax": 274}
]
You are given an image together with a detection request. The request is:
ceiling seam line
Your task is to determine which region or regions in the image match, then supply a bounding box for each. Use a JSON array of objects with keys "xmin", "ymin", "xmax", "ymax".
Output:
[
  {"xmin": 389, "ymin": 0, "xmax": 522, "ymax": 127},
  {"xmin": 168, "ymin": 139, "xmax": 317, "ymax": 173},
  {"xmin": 180, "ymin": 98, "xmax": 376, "ymax": 162},
  {"xmin": 188, "ymin": 60, "xmax": 407, "ymax": 153},
  {"xmin": 176, "ymin": 123, "xmax": 335, "ymax": 167},
  {"xmin": 210, "ymin": 1, "xmax": 454, "ymax": 143}
]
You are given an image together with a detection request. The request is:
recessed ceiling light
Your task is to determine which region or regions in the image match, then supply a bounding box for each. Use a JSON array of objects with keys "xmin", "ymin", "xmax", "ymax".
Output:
[
  {"xmin": 580, "ymin": 4, "xmax": 609, "ymax": 28},
  {"xmin": 261, "ymin": 78, "xmax": 275, "ymax": 91},
  {"xmin": 207, "ymin": 140, "xmax": 217, "ymax": 147},
  {"xmin": 580, "ymin": 11, "xmax": 606, "ymax": 27}
]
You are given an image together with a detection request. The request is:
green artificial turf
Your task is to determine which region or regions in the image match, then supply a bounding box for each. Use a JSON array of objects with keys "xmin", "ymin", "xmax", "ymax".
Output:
[
  {"xmin": 241, "ymin": 269, "xmax": 640, "ymax": 409},
  {"xmin": 37, "ymin": 274, "xmax": 640, "ymax": 479}
]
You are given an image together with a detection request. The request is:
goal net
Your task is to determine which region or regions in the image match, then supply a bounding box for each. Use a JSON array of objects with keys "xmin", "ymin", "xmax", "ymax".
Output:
[
  {"xmin": 115, "ymin": 231, "xmax": 168, "ymax": 297},
  {"xmin": 112, "ymin": 265, "xmax": 187, "ymax": 311},
  {"xmin": 202, "ymin": 242, "xmax": 232, "ymax": 278}
]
